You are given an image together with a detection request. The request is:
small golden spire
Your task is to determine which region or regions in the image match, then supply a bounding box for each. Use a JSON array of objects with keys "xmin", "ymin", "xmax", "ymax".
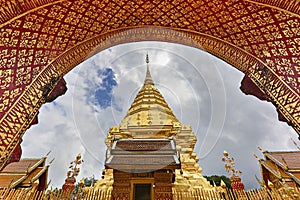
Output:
[
  {"xmin": 144, "ymin": 53, "xmax": 154, "ymax": 85},
  {"xmin": 146, "ymin": 52, "xmax": 149, "ymax": 64},
  {"xmin": 257, "ymin": 146, "xmax": 265, "ymax": 153},
  {"xmin": 253, "ymin": 152, "xmax": 260, "ymax": 161}
]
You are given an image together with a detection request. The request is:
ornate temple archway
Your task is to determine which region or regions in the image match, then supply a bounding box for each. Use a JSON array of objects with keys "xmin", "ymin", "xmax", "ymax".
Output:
[{"xmin": 0, "ymin": 0, "xmax": 299, "ymax": 170}]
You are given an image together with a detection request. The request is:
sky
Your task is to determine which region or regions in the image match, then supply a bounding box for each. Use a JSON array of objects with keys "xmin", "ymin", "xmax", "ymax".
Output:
[{"xmin": 22, "ymin": 41, "xmax": 299, "ymax": 189}]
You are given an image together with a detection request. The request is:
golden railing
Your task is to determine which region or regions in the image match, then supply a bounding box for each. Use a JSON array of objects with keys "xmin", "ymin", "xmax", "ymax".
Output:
[{"xmin": 0, "ymin": 187, "xmax": 298, "ymax": 200}]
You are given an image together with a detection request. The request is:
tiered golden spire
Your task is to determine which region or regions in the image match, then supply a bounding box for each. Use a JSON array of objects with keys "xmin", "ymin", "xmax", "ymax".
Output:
[
  {"xmin": 105, "ymin": 54, "xmax": 211, "ymax": 190},
  {"xmin": 144, "ymin": 53, "xmax": 154, "ymax": 85},
  {"xmin": 119, "ymin": 54, "xmax": 179, "ymax": 130}
]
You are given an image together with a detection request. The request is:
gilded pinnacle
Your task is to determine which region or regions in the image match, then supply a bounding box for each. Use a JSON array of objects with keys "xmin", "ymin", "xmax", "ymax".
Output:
[
  {"xmin": 119, "ymin": 54, "xmax": 179, "ymax": 128},
  {"xmin": 144, "ymin": 54, "xmax": 154, "ymax": 85},
  {"xmin": 146, "ymin": 53, "xmax": 149, "ymax": 64}
]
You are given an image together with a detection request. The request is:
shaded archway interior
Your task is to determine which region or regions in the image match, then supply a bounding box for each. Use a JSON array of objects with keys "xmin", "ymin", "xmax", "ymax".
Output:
[{"xmin": 0, "ymin": 0, "xmax": 299, "ymax": 170}]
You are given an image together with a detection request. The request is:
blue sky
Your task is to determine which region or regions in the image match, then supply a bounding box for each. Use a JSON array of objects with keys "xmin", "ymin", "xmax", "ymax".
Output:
[
  {"xmin": 22, "ymin": 41, "xmax": 299, "ymax": 189},
  {"xmin": 86, "ymin": 68, "xmax": 118, "ymax": 109}
]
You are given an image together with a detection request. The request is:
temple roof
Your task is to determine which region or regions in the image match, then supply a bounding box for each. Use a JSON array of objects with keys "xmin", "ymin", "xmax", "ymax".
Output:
[
  {"xmin": 1, "ymin": 158, "xmax": 44, "ymax": 174},
  {"xmin": 105, "ymin": 138, "xmax": 180, "ymax": 171},
  {"xmin": 259, "ymin": 150, "xmax": 300, "ymax": 186},
  {"xmin": 120, "ymin": 55, "xmax": 180, "ymax": 130},
  {"xmin": 0, "ymin": 157, "xmax": 51, "ymax": 189},
  {"xmin": 264, "ymin": 151, "xmax": 300, "ymax": 171}
]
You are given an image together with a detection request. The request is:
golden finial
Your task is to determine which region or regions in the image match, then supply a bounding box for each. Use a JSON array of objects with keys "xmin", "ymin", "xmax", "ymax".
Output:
[
  {"xmin": 45, "ymin": 150, "xmax": 51, "ymax": 157},
  {"xmin": 253, "ymin": 152, "xmax": 260, "ymax": 160},
  {"xmin": 48, "ymin": 158, "xmax": 55, "ymax": 165},
  {"xmin": 257, "ymin": 146, "xmax": 265, "ymax": 153},
  {"xmin": 144, "ymin": 53, "xmax": 154, "ymax": 85},
  {"xmin": 220, "ymin": 179, "xmax": 227, "ymax": 188},
  {"xmin": 268, "ymin": 180, "xmax": 274, "ymax": 188},
  {"xmin": 146, "ymin": 53, "xmax": 149, "ymax": 64}
]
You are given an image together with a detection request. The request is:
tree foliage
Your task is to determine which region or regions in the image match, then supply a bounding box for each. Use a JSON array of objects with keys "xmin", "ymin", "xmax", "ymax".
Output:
[
  {"xmin": 204, "ymin": 175, "xmax": 232, "ymax": 188},
  {"xmin": 74, "ymin": 176, "xmax": 98, "ymax": 193}
]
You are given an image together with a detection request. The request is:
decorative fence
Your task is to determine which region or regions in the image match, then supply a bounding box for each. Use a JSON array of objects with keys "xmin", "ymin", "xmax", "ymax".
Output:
[
  {"xmin": 0, "ymin": 187, "xmax": 298, "ymax": 200},
  {"xmin": 0, "ymin": 188, "xmax": 111, "ymax": 200},
  {"xmin": 173, "ymin": 187, "xmax": 299, "ymax": 200}
]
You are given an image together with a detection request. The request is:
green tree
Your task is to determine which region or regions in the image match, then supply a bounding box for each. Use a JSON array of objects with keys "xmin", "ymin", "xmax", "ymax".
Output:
[
  {"xmin": 74, "ymin": 176, "xmax": 98, "ymax": 193},
  {"xmin": 204, "ymin": 175, "xmax": 232, "ymax": 188}
]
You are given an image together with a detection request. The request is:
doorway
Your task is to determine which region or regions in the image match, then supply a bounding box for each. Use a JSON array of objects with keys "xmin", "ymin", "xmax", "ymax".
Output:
[{"xmin": 133, "ymin": 183, "xmax": 152, "ymax": 200}]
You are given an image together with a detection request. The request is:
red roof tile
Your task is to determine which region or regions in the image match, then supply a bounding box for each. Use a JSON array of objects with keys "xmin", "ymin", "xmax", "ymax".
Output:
[
  {"xmin": 0, "ymin": 158, "xmax": 48, "ymax": 189},
  {"xmin": 1, "ymin": 159, "xmax": 41, "ymax": 173},
  {"xmin": 266, "ymin": 151, "xmax": 300, "ymax": 171}
]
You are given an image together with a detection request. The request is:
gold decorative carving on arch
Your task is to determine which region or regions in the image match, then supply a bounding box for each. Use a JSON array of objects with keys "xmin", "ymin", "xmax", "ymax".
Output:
[
  {"xmin": 246, "ymin": 0, "xmax": 300, "ymax": 16},
  {"xmin": 0, "ymin": 0, "xmax": 299, "ymax": 168}
]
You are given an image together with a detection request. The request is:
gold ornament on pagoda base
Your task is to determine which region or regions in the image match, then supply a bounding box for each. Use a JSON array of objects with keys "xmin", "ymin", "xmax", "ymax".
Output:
[
  {"xmin": 96, "ymin": 54, "xmax": 211, "ymax": 199},
  {"xmin": 172, "ymin": 125, "xmax": 211, "ymax": 191},
  {"xmin": 93, "ymin": 169, "xmax": 114, "ymax": 191}
]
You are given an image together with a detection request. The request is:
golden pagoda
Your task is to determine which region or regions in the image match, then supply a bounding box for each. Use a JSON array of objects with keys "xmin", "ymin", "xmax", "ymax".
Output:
[{"xmin": 95, "ymin": 54, "xmax": 211, "ymax": 199}]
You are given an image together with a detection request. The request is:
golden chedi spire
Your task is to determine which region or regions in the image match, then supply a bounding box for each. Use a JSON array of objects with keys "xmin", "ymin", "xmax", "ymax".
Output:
[
  {"xmin": 104, "ymin": 54, "xmax": 211, "ymax": 191},
  {"xmin": 119, "ymin": 54, "xmax": 180, "ymax": 136},
  {"xmin": 144, "ymin": 53, "xmax": 154, "ymax": 85}
]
